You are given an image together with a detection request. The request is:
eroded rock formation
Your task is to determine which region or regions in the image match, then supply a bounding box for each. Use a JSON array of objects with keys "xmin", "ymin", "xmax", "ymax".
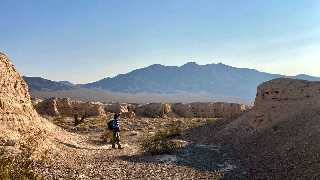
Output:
[
  {"xmin": 251, "ymin": 78, "xmax": 320, "ymax": 129},
  {"xmin": 35, "ymin": 98, "xmax": 106, "ymax": 117},
  {"xmin": 135, "ymin": 103, "xmax": 172, "ymax": 118},
  {"xmin": 212, "ymin": 78, "xmax": 320, "ymax": 179},
  {"xmin": 103, "ymin": 103, "xmax": 135, "ymax": 118},
  {"xmin": 0, "ymin": 52, "xmax": 57, "ymax": 142},
  {"xmin": 172, "ymin": 102, "xmax": 247, "ymax": 119}
]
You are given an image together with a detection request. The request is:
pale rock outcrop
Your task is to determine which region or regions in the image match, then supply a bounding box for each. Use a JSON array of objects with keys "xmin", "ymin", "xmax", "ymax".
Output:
[
  {"xmin": 0, "ymin": 52, "xmax": 58, "ymax": 142},
  {"xmin": 218, "ymin": 78, "xmax": 320, "ymax": 140},
  {"xmin": 171, "ymin": 103, "xmax": 193, "ymax": 117},
  {"xmin": 191, "ymin": 102, "xmax": 247, "ymax": 119},
  {"xmin": 31, "ymin": 97, "xmax": 43, "ymax": 106},
  {"xmin": 36, "ymin": 98, "xmax": 106, "ymax": 117},
  {"xmin": 35, "ymin": 97, "xmax": 60, "ymax": 116},
  {"xmin": 71, "ymin": 101, "xmax": 106, "ymax": 117},
  {"xmin": 104, "ymin": 103, "xmax": 129, "ymax": 114},
  {"xmin": 172, "ymin": 102, "xmax": 247, "ymax": 119},
  {"xmin": 251, "ymin": 78, "xmax": 320, "ymax": 129},
  {"xmin": 212, "ymin": 79, "xmax": 320, "ymax": 179},
  {"xmin": 104, "ymin": 103, "xmax": 136, "ymax": 118},
  {"xmin": 135, "ymin": 103, "xmax": 172, "ymax": 118}
]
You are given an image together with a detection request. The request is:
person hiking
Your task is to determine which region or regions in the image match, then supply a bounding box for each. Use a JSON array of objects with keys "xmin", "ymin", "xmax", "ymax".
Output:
[{"xmin": 108, "ymin": 113, "xmax": 123, "ymax": 149}]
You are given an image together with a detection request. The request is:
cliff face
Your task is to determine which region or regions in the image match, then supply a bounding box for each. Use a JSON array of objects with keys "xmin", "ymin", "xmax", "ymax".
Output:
[
  {"xmin": 0, "ymin": 53, "xmax": 37, "ymax": 116},
  {"xmin": 251, "ymin": 78, "xmax": 320, "ymax": 129},
  {"xmin": 0, "ymin": 53, "xmax": 64, "ymax": 149},
  {"xmin": 213, "ymin": 78, "xmax": 320, "ymax": 179},
  {"xmin": 0, "ymin": 53, "xmax": 43, "ymax": 140}
]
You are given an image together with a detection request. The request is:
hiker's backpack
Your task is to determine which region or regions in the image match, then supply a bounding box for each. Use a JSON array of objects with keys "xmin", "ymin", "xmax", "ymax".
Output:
[{"xmin": 107, "ymin": 119, "xmax": 115, "ymax": 130}]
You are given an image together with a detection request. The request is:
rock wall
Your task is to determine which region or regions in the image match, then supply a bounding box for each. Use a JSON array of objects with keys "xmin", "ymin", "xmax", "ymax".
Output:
[
  {"xmin": 171, "ymin": 103, "xmax": 193, "ymax": 117},
  {"xmin": 36, "ymin": 98, "xmax": 106, "ymax": 117},
  {"xmin": 217, "ymin": 78, "xmax": 320, "ymax": 141},
  {"xmin": 104, "ymin": 103, "xmax": 136, "ymax": 118},
  {"xmin": 72, "ymin": 101, "xmax": 106, "ymax": 117},
  {"xmin": 35, "ymin": 97, "xmax": 59, "ymax": 116},
  {"xmin": 212, "ymin": 79, "xmax": 320, "ymax": 179},
  {"xmin": 135, "ymin": 103, "xmax": 172, "ymax": 118},
  {"xmin": 104, "ymin": 103, "xmax": 129, "ymax": 114},
  {"xmin": 172, "ymin": 102, "xmax": 247, "ymax": 119},
  {"xmin": 251, "ymin": 78, "xmax": 320, "ymax": 129}
]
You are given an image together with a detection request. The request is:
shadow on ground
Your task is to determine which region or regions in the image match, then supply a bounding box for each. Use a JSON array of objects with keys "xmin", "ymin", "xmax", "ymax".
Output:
[
  {"xmin": 55, "ymin": 139, "xmax": 112, "ymax": 151},
  {"xmin": 118, "ymin": 119, "xmax": 244, "ymax": 178}
]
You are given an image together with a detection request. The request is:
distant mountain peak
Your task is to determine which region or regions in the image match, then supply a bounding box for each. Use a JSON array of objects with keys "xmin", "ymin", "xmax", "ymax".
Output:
[
  {"xmin": 182, "ymin": 62, "xmax": 199, "ymax": 66},
  {"xmin": 148, "ymin": 64, "xmax": 164, "ymax": 68},
  {"xmin": 216, "ymin": 62, "xmax": 227, "ymax": 66},
  {"xmin": 181, "ymin": 62, "xmax": 199, "ymax": 68}
]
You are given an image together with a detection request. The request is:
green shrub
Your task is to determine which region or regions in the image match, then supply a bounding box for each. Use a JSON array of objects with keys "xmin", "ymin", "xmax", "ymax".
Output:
[
  {"xmin": 206, "ymin": 118, "xmax": 218, "ymax": 124},
  {"xmin": 140, "ymin": 125, "xmax": 183, "ymax": 155}
]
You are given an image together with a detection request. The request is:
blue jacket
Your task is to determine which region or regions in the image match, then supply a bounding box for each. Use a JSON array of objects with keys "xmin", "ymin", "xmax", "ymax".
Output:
[{"xmin": 113, "ymin": 118, "xmax": 120, "ymax": 131}]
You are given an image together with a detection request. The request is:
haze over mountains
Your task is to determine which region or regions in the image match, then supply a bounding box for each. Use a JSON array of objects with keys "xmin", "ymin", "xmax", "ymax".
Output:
[{"xmin": 23, "ymin": 62, "xmax": 320, "ymax": 103}]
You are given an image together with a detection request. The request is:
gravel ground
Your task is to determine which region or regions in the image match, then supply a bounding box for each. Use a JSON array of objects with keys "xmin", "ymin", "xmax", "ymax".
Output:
[{"xmin": 33, "ymin": 117, "xmax": 229, "ymax": 179}]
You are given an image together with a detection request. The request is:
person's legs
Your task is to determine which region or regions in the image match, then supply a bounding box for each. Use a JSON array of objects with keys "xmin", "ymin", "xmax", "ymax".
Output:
[
  {"xmin": 115, "ymin": 132, "xmax": 122, "ymax": 149},
  {"xmin": 111, "ymin": 131, "xmax": 117, "ymax": 148}
]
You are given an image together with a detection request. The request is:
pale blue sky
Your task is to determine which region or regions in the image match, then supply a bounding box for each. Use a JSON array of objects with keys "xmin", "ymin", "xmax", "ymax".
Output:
[{"xmin": 0, "ymin": 0, "xmax": 319, "ymax": 83}]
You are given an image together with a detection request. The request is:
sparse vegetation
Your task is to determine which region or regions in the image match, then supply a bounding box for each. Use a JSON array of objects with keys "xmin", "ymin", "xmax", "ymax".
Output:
[
  {"xmin": 206, "ymin": 118, "xmax": 219, "ymax": 124},
  {"xmin": 101, "ymin": 130, "xmax": 112, "ymax": 143},
  {"xmin": 0, "ymin": 132, "xmax": 47, "ymax": 180},
  {"xmin": 140, "ymin": 124, "xmax": 183, "ymax": 155},
  {"xmin": 51, "ymin": 116, "xmax": 68, "ymax": 127}
]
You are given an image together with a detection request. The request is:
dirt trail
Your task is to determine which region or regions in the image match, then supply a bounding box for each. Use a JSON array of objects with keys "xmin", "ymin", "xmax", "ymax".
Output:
[{"xmin": 35, "ymin": 117, "xmax": 229, "ymax": 179}]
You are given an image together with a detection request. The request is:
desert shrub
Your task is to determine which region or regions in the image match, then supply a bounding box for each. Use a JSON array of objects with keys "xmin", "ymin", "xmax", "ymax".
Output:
[
  {"xmin": 140, "ymin": 124, "xmax": 183, "ymax": 155},
  {"xmin": 0, "ymin": 132, "xmax": 47, "ymax": 180},
  {"xmin": 101, "ymin": 130, "xmax": 126, "ymax": 145},
  {"xmin": 206, "ymin": 118, "xmax": 218, "ymax": 124},
  {"xmin": 0, "ymin": 147, "xmax": 37, "ymax": 180},
  {"xmin": 101, "ymin": 130, "xmax": 111, "ymax": 143},
  {"xmin": 51, "ymin": 116, "xmax": 69, "ymax": 128}
]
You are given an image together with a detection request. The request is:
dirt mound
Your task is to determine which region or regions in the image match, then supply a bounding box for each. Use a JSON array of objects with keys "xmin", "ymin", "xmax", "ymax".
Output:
[{"xmin": 212, "ymin": 78, "xmax": 320, "ymax": 179}]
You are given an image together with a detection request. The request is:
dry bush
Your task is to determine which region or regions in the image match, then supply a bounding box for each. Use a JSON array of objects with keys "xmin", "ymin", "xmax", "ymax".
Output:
[
  {"xmin": 140, "ymin": 124, "xmax": 183, "ymax": 155},
  {"xmin": 101, "ymin": 130, "xmax": 112, "ymax": 143},
  {"xmin": 52, "ymin": 116, "xmax": 67, "ymax": 127}
]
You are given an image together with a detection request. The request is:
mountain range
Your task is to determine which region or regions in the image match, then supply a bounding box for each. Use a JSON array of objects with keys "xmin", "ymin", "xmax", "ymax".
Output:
[{"xmin": 23, "ymin": 62, "xmax": 320, "ymax": 103}]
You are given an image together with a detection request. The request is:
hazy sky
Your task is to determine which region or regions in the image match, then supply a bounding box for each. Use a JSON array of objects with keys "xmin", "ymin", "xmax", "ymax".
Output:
[{"xmin": 1, "ymin": 0, "xmax": 319, "ymax": 83}]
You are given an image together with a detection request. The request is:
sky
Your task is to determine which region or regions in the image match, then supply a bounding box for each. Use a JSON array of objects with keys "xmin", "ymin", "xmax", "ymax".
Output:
[{"xmin": 0, "ymin": 0, "xmax": 319, "ymax": 83}]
